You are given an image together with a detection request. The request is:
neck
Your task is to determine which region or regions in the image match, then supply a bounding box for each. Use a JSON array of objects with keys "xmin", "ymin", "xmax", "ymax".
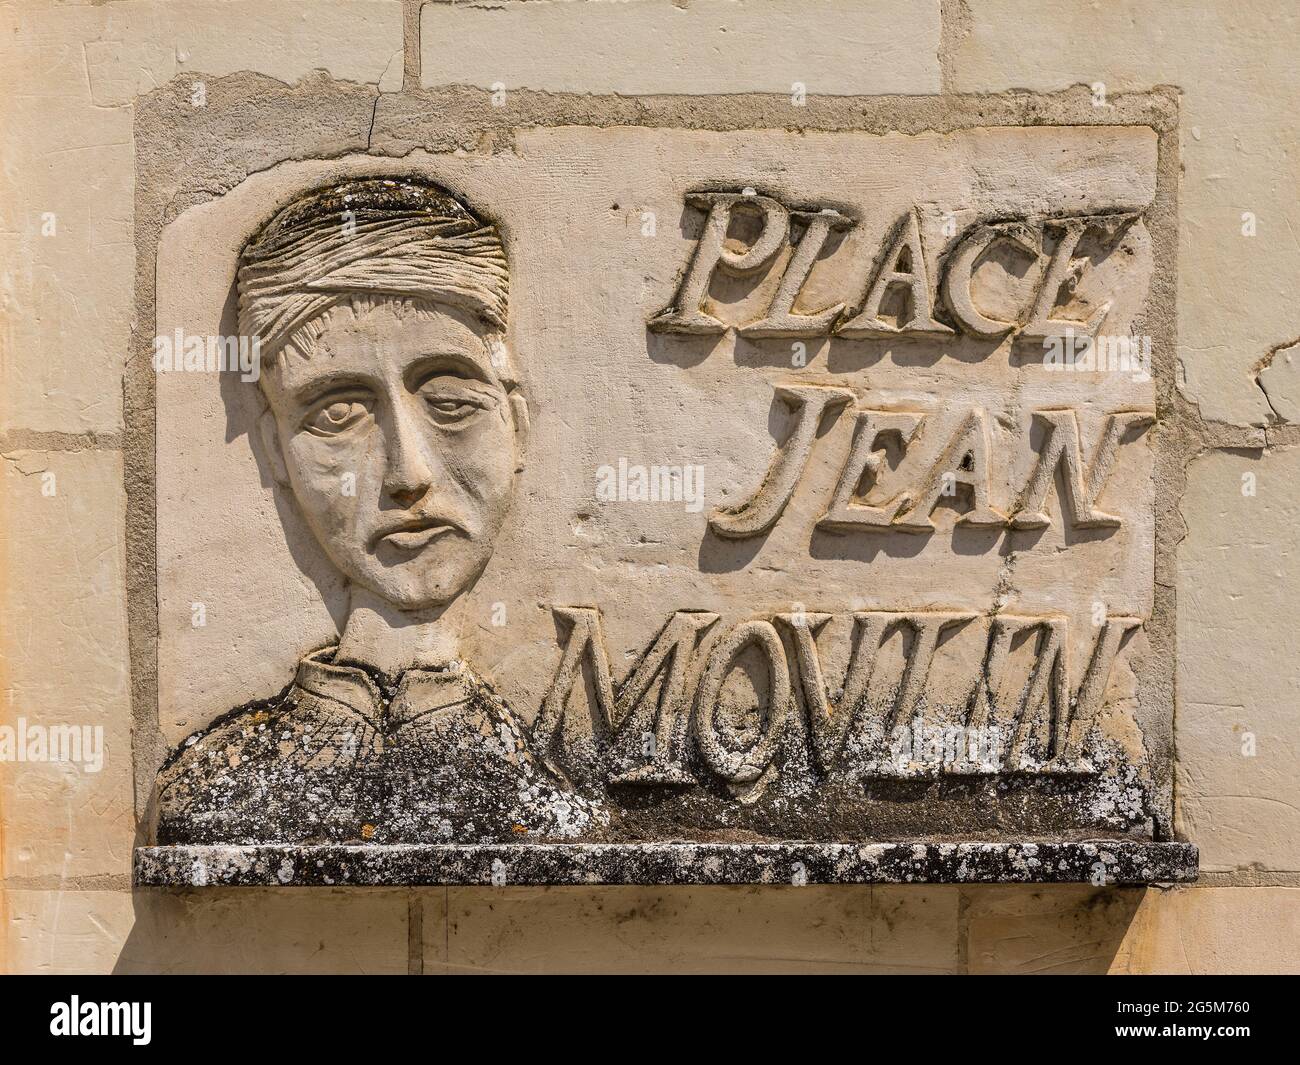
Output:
[{"xmin": 336, "ymin": 587, "xmax": 461, "ymax": 676}]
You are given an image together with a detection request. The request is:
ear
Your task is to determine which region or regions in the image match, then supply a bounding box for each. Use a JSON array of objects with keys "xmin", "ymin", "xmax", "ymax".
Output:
[
  {"xmin": 258, "ymin": 408, "xmax": 291, "ymax": 487},
  {"xmin": 508, "ymin": 391, "xmax": 530, "ymax": 472}
]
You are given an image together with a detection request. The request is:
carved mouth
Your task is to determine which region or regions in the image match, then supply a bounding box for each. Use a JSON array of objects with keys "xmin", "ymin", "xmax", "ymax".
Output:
[{"xmin": 372, "ymin": 518, "xmax": 457, "ymax": 551}]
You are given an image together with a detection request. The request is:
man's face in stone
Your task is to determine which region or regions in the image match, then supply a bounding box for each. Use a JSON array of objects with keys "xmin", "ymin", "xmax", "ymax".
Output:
[{"xmin": 259, "ymin": 299, "xmax": 523, "ymax": 611}]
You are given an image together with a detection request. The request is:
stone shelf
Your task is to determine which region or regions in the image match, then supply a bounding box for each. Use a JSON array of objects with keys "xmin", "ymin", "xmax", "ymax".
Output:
[{"xmin": 135, "ymin": 841, "xmax": 1198, "ymax": 887}]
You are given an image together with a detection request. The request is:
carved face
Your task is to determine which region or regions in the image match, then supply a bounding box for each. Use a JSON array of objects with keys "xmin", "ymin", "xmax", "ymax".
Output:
[{"xmin": 259, "ymin": 299, "xmax": 525, "ymax": 611}]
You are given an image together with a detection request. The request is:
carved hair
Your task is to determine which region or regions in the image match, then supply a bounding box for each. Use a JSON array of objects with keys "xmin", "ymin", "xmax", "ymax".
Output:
[{"xmin": 237, "ymin": 177, "xmax": 510, "ymax": 363}]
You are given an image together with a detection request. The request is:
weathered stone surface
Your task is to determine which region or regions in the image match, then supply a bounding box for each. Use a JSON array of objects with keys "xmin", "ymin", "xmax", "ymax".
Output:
[
  {"xmin": 964, "ymin": 884, "xmax": 1145, "ymax": 974},
  {"xmin": 29, "ymin": 0, "xmax": 403, "ymax": 108},
  {"xmin": 145, "ymin": 120, "xmax": 1172, "ymax": 860},
  {"xmin": 1258, "ymin": 341, "xmax": 1300, "ymax": 425},
  {"xmin": 964, "ymin": 883, "xmax": 1300, "ymax": 974},
  {"xmin": 420, "ymin": 0, "xmax": 942, "ymax": 95},
  {"xmin": 431, "ymin": 884, "xmax": 958, "ymax": 974},
  {"xmin": 0, "ymin": 450, "xmax": 134, "ymax": 882},
  {"xmin": 0, "ymin": 54, "xmax": 133, "ymax": 433},
  {"xmin": 157, "ymin": 654, "xmax": 607, "ymax": 845},
  {"xmin": 946, "ymin": 0, "xmax": 1300, "ymax": 427},
  {"xmin": 133, "ymin": 841, "xmax": 1198, "ymax": 886},
  {"xmin": 11, "ymin": 881, "xmax": 1292, "ymax": 973},
  {"xmin": 3, "ymin": 890, "xmax": 138, "ymax": 975},
  {"xmin": 1177, "ymin": 448, "xmax": 1300, "ymax": 872},
  {"xmin": 13, "ymin": 0, "xmax": 1300, "ymax": 975},
  {"xmin": 4, "ymin": 885, "xmax": 407, "ymax": 974},
  {"xmin": 0, "ymin": 1, "xmax": 404, "ymax": 434},
  {"xmin": 115, "ymin": 887, "xmax": 410, "ymax": 973},
  {"xmin": 1118, "ymin": 886, "xmax": 1300, "ymax": 975}
]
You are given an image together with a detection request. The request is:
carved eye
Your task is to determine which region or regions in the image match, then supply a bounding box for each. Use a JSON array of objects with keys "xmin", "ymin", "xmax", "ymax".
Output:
[
  {"xmin": 305, "ymin": 397, "xmax": 371, "ymax": 436},
  {"xmin": 425, "ymin": 397, "xmax": 481, "ymax": 423},
  {"xmin": 418, "ymin": 376, "xmax": 493, "ymax": 426}
]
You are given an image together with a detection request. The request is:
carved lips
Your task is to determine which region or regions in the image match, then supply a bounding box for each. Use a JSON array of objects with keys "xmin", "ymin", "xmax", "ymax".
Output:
[{"xmin": 370, "ymin": 516, "xmax": 458, "ymax": 552}]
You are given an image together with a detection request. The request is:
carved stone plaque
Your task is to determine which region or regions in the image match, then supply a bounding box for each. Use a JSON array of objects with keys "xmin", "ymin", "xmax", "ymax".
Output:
[{"xmin": 134, "ymin": 103, "xmax": 1195, "ymax": 885}]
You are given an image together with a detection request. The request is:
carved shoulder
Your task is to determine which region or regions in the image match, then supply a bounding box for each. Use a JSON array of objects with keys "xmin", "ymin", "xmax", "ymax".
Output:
[{"xmin": 157, "ymin": 687, "xmax": 294, "ymax": 787}]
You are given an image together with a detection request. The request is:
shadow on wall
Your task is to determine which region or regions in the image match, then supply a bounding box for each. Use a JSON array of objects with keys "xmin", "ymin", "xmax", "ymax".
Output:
[{"xmin": 112, "ymin": 884, "xmax": 1150, "ymax": 974}]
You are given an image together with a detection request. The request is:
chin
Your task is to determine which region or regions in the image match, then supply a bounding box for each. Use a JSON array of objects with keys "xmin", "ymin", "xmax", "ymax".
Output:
[
  {"xmin": 366, "ymin": 582, "xmax": 458, "ymax": 612},
  {"xmin": 345, "ymin": 538, "xmax": 493, "ymax": 610},
  {"xmin": 357, "ymin": 564, "xmax": 481, "ymax": 612}
]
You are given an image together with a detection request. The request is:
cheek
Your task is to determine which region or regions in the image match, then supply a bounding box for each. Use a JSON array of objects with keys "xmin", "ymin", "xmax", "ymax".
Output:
[
  {"xmin": 448, "ymin": 414, "xmax": 517, "ymax": 509},
  {"xmin": 284, "ymin": 436, "xmax": 370, "ymax": 532}
]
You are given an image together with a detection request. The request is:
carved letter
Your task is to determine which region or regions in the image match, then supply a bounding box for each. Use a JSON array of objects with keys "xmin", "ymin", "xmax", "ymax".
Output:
[
  {"xmin": 849, "ymin": 612, "xmax": 975, "ymax": 769},
  {"xmin": 1055, "ymin": 616, "xmax": 1142, "ymax": 772},
  {"xmin": 778, "ymin": 611, "xmax": 891, "ymax": 771},
  {"xmin": 694, "ymin": 620, "xmax": 793, "ymax": 785},
  {"xmin": 940, "ymin": 221, "xmax": 1038, "ymax": 340},
  {"xmin": 607, "ymin": 610, "xmax": 720, "ymax": 785},
  {"xmin": 740, "ymin": 208, "xmax": 854, "ymax": 337},
  {"xmin": 963, "ymin": 614, "xmax": 1143, "ymax": 773},
  {"xmin": 1019, "ymin": 215, "xmax": 1136, "ymax": 344},
  {"xmin": 1011, "ymin": 409, "xmax": 1154, "ymax": 529},
  {"xmin": 709, "ymin": 384, "xmax": 853, "ymax": 539},
  {"xmin": 818, "ymin": 409, "xmax": 925, "ymax": 530},
  {"xmin": 888, "ymin": 613, "xmax": 975, "ymax": 737},
  {"xmin": 536, "ymin": 608, "xmax": 718, "ymax": 785},
  {"xmin": 534, "ymin": 608, "xmax": 618, "ymax": 760},
  {"xmin": 836, "ymin": 210, "xmax": 953, "ymax": 338},
  {"xmin": 977, "ymin": 616, "xmax": 1070, "ymax": 771},
  {"xmin": 649, "ymin": 192, "xmax": 790, "ymax": 334},
  {"xmin": 893, "ymin": 408, "xmax": 1006, "ymax": 531}
]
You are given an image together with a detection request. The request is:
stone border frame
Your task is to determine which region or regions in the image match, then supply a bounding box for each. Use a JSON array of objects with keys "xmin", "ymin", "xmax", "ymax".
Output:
[
  {"xmin": 136, "ymin": 841, "xmax": 1199, "ymax": 888},
  {"xmin": 126, "ymin": 80, "xmax": 1186, "ymax": 851}
]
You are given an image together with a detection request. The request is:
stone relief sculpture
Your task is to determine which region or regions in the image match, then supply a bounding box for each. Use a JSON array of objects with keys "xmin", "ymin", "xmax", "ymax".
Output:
[
  {"xmin": 156, "ymin": 178, "xmax": 604, "ymax": 845},
  {"xmin": 155, "ymin": 175, "xmax": 1166, "ymax": 855}
]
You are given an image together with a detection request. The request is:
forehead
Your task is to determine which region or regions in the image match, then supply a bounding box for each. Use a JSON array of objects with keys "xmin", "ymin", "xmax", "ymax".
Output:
[{"xmin": 266, "ymin": 300, "xmax": 500, "ymax": 396}]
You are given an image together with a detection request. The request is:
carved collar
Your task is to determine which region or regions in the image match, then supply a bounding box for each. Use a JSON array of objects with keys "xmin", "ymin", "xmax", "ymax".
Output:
[{"xmin": 291, "ymin": 647, "xmax": 479, "ymax": 733}]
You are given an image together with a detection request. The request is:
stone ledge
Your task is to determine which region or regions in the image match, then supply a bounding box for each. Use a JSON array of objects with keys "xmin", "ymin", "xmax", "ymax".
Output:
[{"xmin": 134, "ymin": 841, "xmax": 1198, "ymax": 887}]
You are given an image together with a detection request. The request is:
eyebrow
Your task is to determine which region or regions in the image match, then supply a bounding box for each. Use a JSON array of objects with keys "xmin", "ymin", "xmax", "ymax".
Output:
[
  {"xmin": 404, "ymin": 351, "xmax": 497, "ymax": 389},
  {"xmin": 279, "ymin": 367, "xmax": 378, "ymax": 408},
  {"xmin": 272, "ymin": 347, "xmax": 500, "ymax": 407}
]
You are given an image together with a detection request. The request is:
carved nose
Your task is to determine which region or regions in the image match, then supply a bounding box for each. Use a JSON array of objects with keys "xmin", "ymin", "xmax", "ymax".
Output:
[
  {"xmin": 382, "ymin": 403, "xmax": 436, "ymax": 507},
  {"xmin": 388, "ymin": 484, "xmax": 426, "ymax": 509},
  {"xmin": 384, "ymin": 450, "xmax": 433, "ymax": 507}
]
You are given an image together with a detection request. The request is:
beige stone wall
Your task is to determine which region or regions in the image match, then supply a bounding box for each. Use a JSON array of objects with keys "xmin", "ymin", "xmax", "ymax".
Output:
[{"xmin": 2, "ymin": 0, "xmax": 1296, "ymax": 974}]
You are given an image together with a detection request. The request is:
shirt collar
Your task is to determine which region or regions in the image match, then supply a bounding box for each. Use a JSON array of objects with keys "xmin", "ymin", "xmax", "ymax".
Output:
[{"xmin": 292, "ymin": 647, "xmax": 477, "ymax": 731}]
